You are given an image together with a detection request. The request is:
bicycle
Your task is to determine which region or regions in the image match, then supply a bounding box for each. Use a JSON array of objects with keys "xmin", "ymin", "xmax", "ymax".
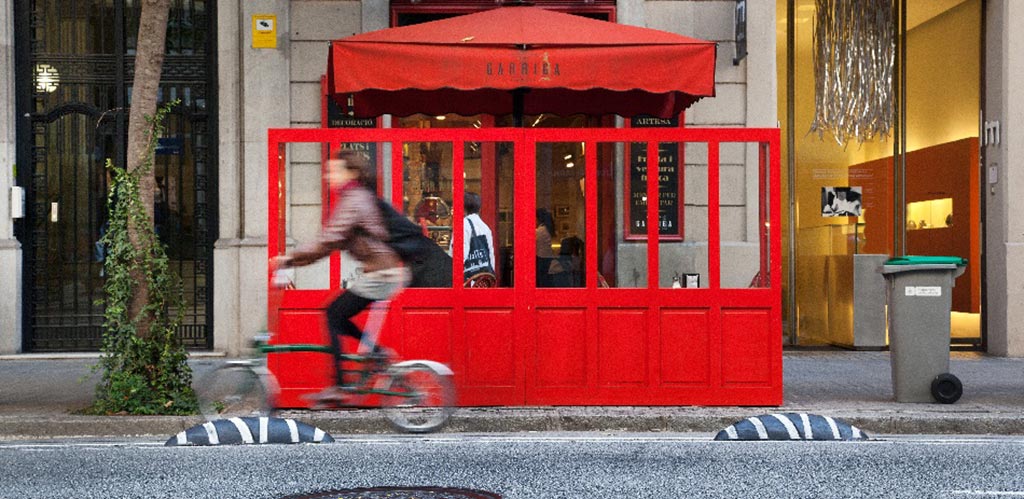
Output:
[{"xmin": 196, "ymin": 281, "xmax": 457, "ymax": 433}]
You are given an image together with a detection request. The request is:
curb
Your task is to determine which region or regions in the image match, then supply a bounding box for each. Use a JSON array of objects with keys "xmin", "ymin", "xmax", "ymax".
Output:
[{"xmin": 2, "ymin": 408, "xmax": 1023, "ymax": 440}]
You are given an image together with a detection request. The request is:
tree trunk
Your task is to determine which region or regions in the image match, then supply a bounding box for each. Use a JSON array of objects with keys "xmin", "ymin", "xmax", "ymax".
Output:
[{"xmin": 126, "ymin": 0, "xmax": 172, "ymax": 338}]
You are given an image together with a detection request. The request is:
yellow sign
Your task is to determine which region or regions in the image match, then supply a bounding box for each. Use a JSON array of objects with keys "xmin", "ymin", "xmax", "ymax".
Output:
[{"xmin": 252, "ymin": 14, "xmax": 277, "ymax": 49}]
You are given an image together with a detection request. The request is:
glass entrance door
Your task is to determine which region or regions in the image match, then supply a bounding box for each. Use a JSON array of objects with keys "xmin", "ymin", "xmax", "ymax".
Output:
[{"xmin": 781, "ymin": 0, "xmax": 983, "ymax": 348}]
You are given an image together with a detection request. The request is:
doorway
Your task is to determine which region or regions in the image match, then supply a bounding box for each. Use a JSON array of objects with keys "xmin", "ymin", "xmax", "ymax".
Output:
[
  {"xmin": 14, "ymin": 0, "xmax": 217, "ymax": 351},
  {"xmin": 780, "ymin": 0, "xmax": 983, "ymax": 348}
]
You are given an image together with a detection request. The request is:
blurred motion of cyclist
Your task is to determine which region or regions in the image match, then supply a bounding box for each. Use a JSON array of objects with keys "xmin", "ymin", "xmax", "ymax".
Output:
[{"xmin": 271, "ymin": 148, "xmax": 410, "ymax": 403}]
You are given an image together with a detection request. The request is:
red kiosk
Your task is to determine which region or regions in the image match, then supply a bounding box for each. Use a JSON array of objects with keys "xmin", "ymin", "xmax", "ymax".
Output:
[{"xmin": 268, "ymin": 7, "xmax": 782, "ymax": 408}]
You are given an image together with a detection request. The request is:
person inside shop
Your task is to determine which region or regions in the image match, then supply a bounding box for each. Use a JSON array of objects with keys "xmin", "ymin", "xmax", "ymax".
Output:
[
  {"xmin": 454, "ymin": 191, "xmax": 497, "ymax": 287},
  {"xmin": 271, "ymin": 148, "xmax": 411, "ymax": 403},
  {"xmin": 536, "ymin": 208, "xmax": 569, "ymax": 287},
  {"xmin": 558, "ymin": 235, "xmax": 584, "ymax": 287}
]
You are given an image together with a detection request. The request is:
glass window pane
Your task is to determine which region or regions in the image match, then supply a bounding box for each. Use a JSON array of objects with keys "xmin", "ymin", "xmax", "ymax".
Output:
[
  {"xmin": 597, "ymin": 142, "xmax": 645, "ymax": 288},
  {"xmin": 461, "ymin": 141, "xmax": 514, "ymax": 288},
  {"xmin": 282, "ymin": 142, "xmax": 327, "ymax": 290},
  {"xmin": 719, "ymin": 142, "xmax": 767, "ymax": 289},
  {"xmin": 536, "ymin": 142, "xmax": 585, "ymax": 288},
  {"xmin": 398, "ymin": 140, "xmax": 453, "ymax": 288},
  {"xmin": 660, "ymin": 142, "xmax": 708, "ymax": 288}
]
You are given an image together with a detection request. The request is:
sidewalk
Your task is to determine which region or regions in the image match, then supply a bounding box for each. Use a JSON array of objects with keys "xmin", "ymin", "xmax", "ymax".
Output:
[{"xmin": 1, "ymin": 350, "xmax": 1022, "ymax": 440}]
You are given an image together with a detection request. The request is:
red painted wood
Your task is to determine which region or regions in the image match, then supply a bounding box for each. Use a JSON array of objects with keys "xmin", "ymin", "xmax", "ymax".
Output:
[
  {"xmin": 267, "ymin": 127, "xmax": 782, "ymax": 407},
  {"xmin": 597, "ymin": 308, "xmax": 648, "ymax": 386},
  {"xmin": 659, "ymin": 308, "xmax": 711, "ymax": 386},
  {"xmin": 721, "ymin": 308, "xmax": 774, "ymax": 385}
]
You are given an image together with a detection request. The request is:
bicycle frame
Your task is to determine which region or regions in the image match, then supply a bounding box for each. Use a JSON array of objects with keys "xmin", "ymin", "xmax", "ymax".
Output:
[{"xmin": 256, "ymin": 294, "xmax": 420, "ymax": 402}]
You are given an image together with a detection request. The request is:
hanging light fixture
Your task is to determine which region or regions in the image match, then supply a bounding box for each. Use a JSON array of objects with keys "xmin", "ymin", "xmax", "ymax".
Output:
[{"xmin": 809, "ymin": 0, "xmax": 894, "ymax": 147}]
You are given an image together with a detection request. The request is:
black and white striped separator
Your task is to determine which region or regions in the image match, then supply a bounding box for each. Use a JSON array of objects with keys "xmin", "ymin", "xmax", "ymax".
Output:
[
  {"xmin": 714, "ymin": 413, "xmax": 868, "ymax": 441},
  {"xmin": 166, "ymin": 417, "xmax": 335, "ymax": 446}
]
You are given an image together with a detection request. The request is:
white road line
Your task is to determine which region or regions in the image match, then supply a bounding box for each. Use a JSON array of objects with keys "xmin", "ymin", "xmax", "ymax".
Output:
[
  {"xmin": 3, "ymin": 442, "xmax": 166, "ymax": 449},
  {"xmin": 329, "ymin": 435, "xmax": 717, "ymax": 444},
  {"xmin": 950, "ymin": 491, "xmax": 1024, "ymax": 497},
  {"xmin": 871, "ymin": 436, "xmax": 1024, "ymax": 445}
]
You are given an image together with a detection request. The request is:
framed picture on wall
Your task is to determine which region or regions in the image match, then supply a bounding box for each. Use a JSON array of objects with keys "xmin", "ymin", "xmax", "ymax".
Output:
[
  {"xmin": 555, "ymin": 205, "xmax": 570, "ymax": 218},
  {"xmin": 821, "ymin": 186, "xmax": 863, "ymax": 217}
]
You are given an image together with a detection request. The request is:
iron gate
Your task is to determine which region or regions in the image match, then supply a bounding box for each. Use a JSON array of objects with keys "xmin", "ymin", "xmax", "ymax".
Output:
[{"xmin": 14, "ymin": 0, "xmax": 216, "ymax": 351}]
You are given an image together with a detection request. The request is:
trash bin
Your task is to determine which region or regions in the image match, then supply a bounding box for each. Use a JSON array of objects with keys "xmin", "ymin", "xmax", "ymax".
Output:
[{"xmin": 880, "ymin": 256, "xmax": 967, "ymax": 403}]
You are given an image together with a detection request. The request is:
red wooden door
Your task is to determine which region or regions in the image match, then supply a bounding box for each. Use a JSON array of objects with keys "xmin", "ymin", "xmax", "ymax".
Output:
[{"xmin": 267, "ymin": 127, "xmax": 782, "ymax": 408}]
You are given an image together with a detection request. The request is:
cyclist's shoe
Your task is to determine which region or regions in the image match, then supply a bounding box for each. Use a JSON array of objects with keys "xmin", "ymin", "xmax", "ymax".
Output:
[
  {"xmin": 302, "ymin": 386, "xmax": 350, "ymax": 409},
  {"xmin": 371, "ymin": 346, "xmax": 397, "ymax": 364}
]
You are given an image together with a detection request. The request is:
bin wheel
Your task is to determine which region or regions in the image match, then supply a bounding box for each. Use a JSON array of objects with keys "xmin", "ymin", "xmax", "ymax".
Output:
[{"xmin": 931, "ymin": 373, "xmax": 962, "ymax": 404}]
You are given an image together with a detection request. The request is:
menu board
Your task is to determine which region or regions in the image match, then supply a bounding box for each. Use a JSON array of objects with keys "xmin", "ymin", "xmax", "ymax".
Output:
[{"xmin": 627, "ymin": 116, "xmax": 682, "ymax": 239}]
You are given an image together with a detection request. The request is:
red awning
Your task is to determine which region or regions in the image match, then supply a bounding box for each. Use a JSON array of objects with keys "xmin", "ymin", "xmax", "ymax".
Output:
[{"xmin": 328, "ymin": 7, "xmax": 717, "ymax": 118}]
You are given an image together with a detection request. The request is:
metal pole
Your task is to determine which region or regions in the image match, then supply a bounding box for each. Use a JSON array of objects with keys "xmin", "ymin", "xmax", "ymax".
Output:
[{"xmin": 786, "ymin": 0, "xmax": 797, "ymax": 345}]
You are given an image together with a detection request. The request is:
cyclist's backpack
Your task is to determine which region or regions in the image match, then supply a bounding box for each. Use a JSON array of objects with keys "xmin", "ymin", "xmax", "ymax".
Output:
[{"xmin": 376, "ymin": 197, "xmax": 434, "ymax": 263}]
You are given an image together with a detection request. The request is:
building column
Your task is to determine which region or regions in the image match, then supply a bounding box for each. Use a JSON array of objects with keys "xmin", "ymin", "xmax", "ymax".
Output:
[
  {"xmin": 984, "ymin": 0, "xmax": 1024, "ymax": 356},
  {"xmin": 214, "ymin": 0, "xmax": 291, "ymax": 355},
  {"xmin": 0, "ymin": 0, "xmax": 22, "ymax": 354}
]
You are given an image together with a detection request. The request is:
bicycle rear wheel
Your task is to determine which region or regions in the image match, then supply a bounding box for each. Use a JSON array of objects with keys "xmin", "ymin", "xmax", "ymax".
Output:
[
  {"xmin": 381, "ymin": 364, "xmax": 456, "ymax": 433},
  {"xmin": 196, "ymin": 363, "xmax": 273, "ymax": 420}
]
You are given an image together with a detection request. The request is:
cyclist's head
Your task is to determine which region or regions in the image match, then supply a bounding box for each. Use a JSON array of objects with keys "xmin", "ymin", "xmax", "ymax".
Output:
[{"xmin": 327, "ymin": 148, "xmax": 373, "ymax": 186}]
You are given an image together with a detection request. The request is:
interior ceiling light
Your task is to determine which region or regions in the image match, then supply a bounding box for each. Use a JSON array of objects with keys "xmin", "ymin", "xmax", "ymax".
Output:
[{"xmin": 809, "ymin": 0, "xmax": 894, "ymax": 147}]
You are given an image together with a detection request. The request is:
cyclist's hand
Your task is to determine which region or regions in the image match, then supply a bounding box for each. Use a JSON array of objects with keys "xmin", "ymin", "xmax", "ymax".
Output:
[
  {"xmin": 271, "ymin": 268, "xmax": 295, "ymax": 289},
  {"xmin": 270, "ymin": 256, "xmax": 295, "ymax": 289},
  {"xmin": 270, "ymin": 255, "xmax": 292, "ymax": 270}
]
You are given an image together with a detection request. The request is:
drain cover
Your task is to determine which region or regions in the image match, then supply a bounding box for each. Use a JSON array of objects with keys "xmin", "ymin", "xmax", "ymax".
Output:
[{"xmin": 280, "ymin": 487, "xmax": 501, "ymax": 499}]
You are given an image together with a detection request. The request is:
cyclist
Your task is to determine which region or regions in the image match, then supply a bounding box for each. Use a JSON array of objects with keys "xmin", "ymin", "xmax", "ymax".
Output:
[{"xmin": 271, "ymin": 148, "xmax": 410, "ymax": 403}]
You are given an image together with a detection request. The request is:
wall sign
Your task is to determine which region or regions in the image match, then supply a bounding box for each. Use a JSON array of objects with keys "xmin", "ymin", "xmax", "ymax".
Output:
[
  {"xmin": 323, "ymin": 77, "xmax": 379, "ymax": 190},
  {"xmin": 252, "ymin": 14, "xmax": 277, "ymax": 49},
  {"xmin": 734, "ymin": 0, "xmax": 747, "ymax": 65},
  {"xmin": 626, "ymin": 115, "xmax": 684, "ymax": 240}
]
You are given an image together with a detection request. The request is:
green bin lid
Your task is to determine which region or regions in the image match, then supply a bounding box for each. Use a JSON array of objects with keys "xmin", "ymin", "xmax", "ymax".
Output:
[{"xmin": 885, "ymin": 255, "xmax": 967, "ymax": 266}]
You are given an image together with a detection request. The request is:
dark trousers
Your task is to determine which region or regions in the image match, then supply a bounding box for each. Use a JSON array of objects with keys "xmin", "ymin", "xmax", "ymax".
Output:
[{"xmin": 325, "ymin": 291, "xmax": 374, "ymax": 385}]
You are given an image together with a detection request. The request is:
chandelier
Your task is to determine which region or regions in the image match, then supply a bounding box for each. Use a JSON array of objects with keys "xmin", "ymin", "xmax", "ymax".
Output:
[{"xmin": 809, "ymin": 0, "xmax": 895, "ymax": 147}]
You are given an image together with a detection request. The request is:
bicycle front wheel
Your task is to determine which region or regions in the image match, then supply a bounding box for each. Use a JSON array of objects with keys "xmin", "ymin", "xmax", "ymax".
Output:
[
  {"xmin": 381, "ymin": 364, "xmax": 456, "ymax": 433},
  {"xmin": 196, "ymin": 363, "xmax": 272, "ymax": 420}
]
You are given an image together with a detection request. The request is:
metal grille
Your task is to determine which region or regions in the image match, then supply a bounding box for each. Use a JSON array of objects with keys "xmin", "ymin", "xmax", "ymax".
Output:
[{"xmin": 16, "ymin": 0, "xmax": 215, "ymax": 351}]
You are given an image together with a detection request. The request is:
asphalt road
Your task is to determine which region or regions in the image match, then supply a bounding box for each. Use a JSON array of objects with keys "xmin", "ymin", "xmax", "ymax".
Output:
[{"xmin": 2, "ymin": 433, "xmax": 1023, "ymax": 499}]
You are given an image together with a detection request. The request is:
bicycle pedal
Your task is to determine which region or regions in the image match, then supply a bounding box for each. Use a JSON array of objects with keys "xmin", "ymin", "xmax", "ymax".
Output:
[
  {"xmin": 309, "ymin": 399, "xmax": 354, "ymax": 410},
  {"xmin": 301, "ymin": 387, "xmax": 349, "ymax": 406}
]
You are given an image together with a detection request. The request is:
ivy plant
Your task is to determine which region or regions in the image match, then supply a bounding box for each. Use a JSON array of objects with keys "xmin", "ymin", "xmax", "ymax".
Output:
[{"xmin": 86, "ymin": 101, "xmax": 198, "ymax": 415}]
